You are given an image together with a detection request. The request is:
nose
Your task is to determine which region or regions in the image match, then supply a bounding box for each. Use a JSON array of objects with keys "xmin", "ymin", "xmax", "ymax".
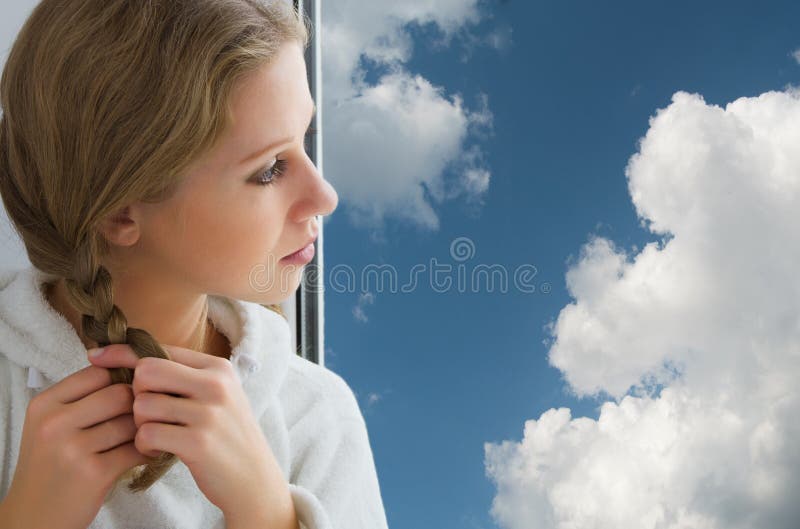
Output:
[
  {"xmin": 316, "ymin": 172, "xmax": 338, "ymax": 218},
  {"xmin": 290, "ymin": 157, "xmax": 339, "ymax": 222}
]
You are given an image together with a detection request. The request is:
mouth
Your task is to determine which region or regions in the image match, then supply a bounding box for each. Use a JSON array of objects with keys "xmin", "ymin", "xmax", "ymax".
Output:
[{"xmin": 281, "ymin": 233, "xmax": 318, "ymax": 260}]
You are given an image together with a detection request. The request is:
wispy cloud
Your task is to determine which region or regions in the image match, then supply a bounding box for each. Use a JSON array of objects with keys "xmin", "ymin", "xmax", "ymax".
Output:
[
  {"xmin": 352, "ymin": 387, "xmax": 391, "ymax": 416},
  {"xmin": 352, "ymin": 291, "xmax": 376, "ymax": 322},
  {"xmin": 792, "ymin": 48, "xmax": 800, "ymax": 64},
  {"xmin": 321, "ymin": 0, "xmax": 500, "ymax": 236},
  {"xmin": 485, "ymin": 89, "xmax": 800, "ymax": 528},
  {"xmin": 365, "ymin": 391, "xmax": 383, "ymax": 406}
]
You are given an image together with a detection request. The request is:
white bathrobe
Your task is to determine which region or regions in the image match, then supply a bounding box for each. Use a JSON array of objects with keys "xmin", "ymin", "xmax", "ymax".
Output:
[{"xmin": 0, "ymin": 265, "xmax": 389, "ymax": 529}]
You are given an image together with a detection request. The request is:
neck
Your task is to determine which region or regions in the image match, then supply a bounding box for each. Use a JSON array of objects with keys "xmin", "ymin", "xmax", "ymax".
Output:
[
  {"xmin": 44, "ymin": 275, "xmax": 230, "ymax": 359},
  {"xmin": 190, "ymin": 300, "xmax": 211, "ymax": 354}
]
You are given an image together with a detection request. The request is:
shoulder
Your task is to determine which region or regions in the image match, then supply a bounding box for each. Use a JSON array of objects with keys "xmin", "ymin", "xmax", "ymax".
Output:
[{"xmin": 282, "ymin": 353, "xmax": 365, "ymax": 426}]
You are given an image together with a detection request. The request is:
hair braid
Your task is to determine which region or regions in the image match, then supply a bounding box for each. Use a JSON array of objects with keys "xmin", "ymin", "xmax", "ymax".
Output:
[{"xmin": 63, "ymin": 236, "xmax": 179, "ymax": 491}]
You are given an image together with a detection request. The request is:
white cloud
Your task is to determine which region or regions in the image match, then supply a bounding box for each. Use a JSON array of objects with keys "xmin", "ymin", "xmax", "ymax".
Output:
[
  {"xmin": 321, "ymin": 0, "xmax": 497, "ymax": 233},
  {"xmin": 484, "ymin": 90, "xmax": 800, "ymax": 529},
  {"xmin": 792, "ymin": 48, "xmax": 800, "ymax": 64},
  {"xmin": 352, "ymin": 291, "xmax": 376, "ymax": 322},
  {"xmin": 366, "ymin": 392, "xmax": 382, "ymax": 405},
  {"xmin": 446, "ymin": 21, "xmax": 514, "ymax": 63},
  {"xmin": 356, "ymin": 387, "xmax": 392, "ymax": 416}
]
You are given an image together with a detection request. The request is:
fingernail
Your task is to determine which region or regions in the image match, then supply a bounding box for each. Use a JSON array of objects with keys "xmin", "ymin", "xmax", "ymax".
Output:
[{"xmin": 88, "ymin": 347, "xmax": 105, "ymax": 358}]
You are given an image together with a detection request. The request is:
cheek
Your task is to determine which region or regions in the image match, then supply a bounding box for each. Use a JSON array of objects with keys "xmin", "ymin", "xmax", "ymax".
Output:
[
  {"xmin": 188, "ymin": 188, "xmax": 286, "ymax": 264},
  {"xmin": 142, "ymin": 199, "xmax": 221, "ymax": 276},
  {"xmin": 143, "ymin": 183, "xmax": 292, "ymax": 299}
]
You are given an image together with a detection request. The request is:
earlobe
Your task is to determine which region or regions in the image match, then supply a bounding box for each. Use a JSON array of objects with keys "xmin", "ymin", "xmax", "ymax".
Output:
[{"xmin": 98, "ymin": 205, "xmax": 141, "ymax": 247}]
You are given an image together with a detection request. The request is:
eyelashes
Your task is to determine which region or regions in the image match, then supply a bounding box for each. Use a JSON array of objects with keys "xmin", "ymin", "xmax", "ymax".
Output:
[
  {"xmin": 251, "ymin": 127, "xmax": 318, "ymax": 187},
  {"xmin": 253, "ymin": 159, "xmax": 288, "ymax": 186}
]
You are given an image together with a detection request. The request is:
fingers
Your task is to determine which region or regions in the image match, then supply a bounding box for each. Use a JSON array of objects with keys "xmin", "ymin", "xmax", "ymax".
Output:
[
  {"xmin": 97, "ymin": 441, "xmax": 152, "ymax": 479},
  {"xmin": 44, "ymin": 343, "xmax": 154, "ymax": 406},
  {"xmin": 82, "ymin": 413, "xmax": 138, "ymax": 454},
  {"xmin": 44, "ymin": 364, "xmax": 119, "ymax": 405},
  {"xmin": 135, "ymin": 422, "xmax": 189, "ymax": 461},
  {"xmin": 88, "ymin": 343, "xmax": 224, "ymax": 371},
  {"xmin": 85, "ymin": 344, "xmax": 144, "ymax": 370},
  {"xmin": 88, "ymin": 345, "xmax": 208, "ymax": 398},
  {"xmin": 131, "ymin": 358, "xmax": 209, "ymax": 400},
  {"xmin": 132, "ymin": 391, "xmax": 199, "ymax": 428},
  {"xmin": 69, "ymin": 383, "xmax": 135, "ymax": 429},
  {"xmin": 153, "ymin": 344, "xmax": 223, "ymax": 369}
]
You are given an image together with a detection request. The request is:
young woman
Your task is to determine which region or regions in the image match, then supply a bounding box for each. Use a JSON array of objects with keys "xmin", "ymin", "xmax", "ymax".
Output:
[{"xmin": 0, "ymin": 1, "xmax": 389, "ymax": 528}]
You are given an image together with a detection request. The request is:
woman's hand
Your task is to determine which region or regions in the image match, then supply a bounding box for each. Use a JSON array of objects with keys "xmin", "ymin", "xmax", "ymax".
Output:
[
  {"xmin": 2, "ymin": 362, "xmax": 151, "ymax": 529},
  {"xmin": 87, "ymin": 343, "xmax": 296, "ymax": 525}
]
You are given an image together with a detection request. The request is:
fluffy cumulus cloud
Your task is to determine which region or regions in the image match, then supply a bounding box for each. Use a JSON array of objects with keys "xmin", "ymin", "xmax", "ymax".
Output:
[
  {"xmin": 484, "ymin": 89, "xmax": 800, "ymax": 529},
  {"xmin": 320, "ymin": 0, "xmax": 499, "ymax": 234}
]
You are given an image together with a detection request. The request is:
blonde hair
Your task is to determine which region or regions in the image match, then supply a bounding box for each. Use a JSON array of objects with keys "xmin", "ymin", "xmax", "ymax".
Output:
[{"xmin": 0, "ymin": 0, "xmax": 309, "ymax": 492}]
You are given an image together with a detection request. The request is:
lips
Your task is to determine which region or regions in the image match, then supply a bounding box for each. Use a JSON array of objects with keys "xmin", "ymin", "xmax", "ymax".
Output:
[{"xmin": 282, "ymin": 233, "xmax": 318, "ymax": 259}]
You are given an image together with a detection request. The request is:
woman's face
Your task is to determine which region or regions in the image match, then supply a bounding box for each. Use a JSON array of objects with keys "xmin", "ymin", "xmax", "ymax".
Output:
[{"xmin": 110, "ymin": 40, "xmax": 338, "ymax": 306}]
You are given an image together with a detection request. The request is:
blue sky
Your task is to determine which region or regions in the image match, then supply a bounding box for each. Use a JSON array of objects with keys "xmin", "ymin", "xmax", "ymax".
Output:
[{"xmin": 320, "ymin": 1, "xmax": 800, "ymax": 528}]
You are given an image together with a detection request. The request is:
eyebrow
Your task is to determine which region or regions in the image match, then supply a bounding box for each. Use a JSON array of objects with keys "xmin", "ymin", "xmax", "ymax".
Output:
[{"xmin": 239, "ymin": 101, "xmax": 317, "ymax": 166}]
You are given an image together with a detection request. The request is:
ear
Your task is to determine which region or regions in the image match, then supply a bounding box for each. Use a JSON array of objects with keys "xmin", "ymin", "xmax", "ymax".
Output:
[{"xmin": 97, "ymin": 204, "xmax": 142, "ymax": 247}]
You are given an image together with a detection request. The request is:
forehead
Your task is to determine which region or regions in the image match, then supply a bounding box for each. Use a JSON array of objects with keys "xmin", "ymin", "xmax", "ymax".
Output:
[{"xmin": 224, "ymin": 42, "xmax": 312, "ymax": 156}]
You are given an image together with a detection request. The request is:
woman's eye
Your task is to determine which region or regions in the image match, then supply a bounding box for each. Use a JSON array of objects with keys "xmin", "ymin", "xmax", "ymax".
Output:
[
  {"xmin": 250, "ymin": 127, "xmax": 317, "ymax": 187},
  {"xmin": 252, "ymin": 159, "xmax": 288, "ymax": 186}
]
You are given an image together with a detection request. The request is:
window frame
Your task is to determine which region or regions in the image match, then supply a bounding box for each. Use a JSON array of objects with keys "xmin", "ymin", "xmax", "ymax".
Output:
[{"xmin": 278, "ymin": 0, "xmax": 325, "ymax": 366}]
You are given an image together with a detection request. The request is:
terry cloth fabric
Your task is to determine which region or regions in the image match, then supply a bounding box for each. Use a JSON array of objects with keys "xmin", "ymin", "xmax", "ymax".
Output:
[{"xmin": 0, "ymin": 264, "xmax": 389, "ymax": 529}]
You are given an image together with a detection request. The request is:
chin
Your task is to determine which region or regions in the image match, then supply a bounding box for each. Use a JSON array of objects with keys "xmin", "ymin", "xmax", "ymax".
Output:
[
  {"xmin": 235, "ymin": 286, "xmax": 295, "ymax": 307},
  {"xmin": 273, "ymin": 271, "xmax": 305, "ymax": 303},
  {"xmin": 242, "ymin": 262, "xmax": 302, "ymax": 304},
  {"xmin": 267, "ymin": 284, "xmax": 300, "ymax": 305}
]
